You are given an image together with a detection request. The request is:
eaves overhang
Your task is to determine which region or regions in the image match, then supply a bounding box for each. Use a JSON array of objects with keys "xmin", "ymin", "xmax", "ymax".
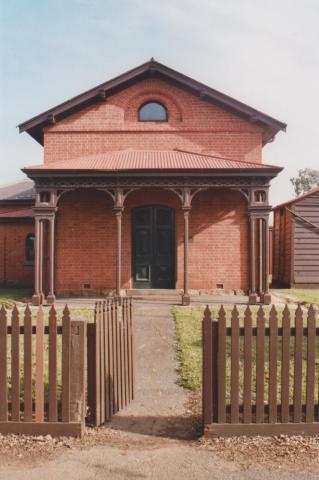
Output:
[{"xmin": 18, "ymin": 59, "xmax": 287, "ymax": 146}]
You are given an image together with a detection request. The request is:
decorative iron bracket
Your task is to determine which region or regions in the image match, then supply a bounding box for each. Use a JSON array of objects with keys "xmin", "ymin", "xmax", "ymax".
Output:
[
  {"xmin": 166, "ymin": 187, "xmax": 207, "ymax": 209},
  {"xmin": 102, "ymin": 187, "xmax": 139, "ymax": 210},
  {"xmin": 230, "ymin": 187, "xmax": 250, "ymax": 201}
]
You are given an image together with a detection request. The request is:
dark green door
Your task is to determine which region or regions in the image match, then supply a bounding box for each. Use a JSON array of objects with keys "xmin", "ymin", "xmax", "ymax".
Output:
[{"xmin": 132, "ymin": 206, "xmax": 175, "ymax": 289}]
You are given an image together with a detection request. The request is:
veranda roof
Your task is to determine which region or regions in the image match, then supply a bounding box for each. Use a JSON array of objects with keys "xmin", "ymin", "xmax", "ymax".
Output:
[
  {"xmin": 23, "ymin": 150, "xmax": 282, "ymax": 174},
  {"xmin": 0, "ymin": 208, "xmax": 34, "ymax": 219}
]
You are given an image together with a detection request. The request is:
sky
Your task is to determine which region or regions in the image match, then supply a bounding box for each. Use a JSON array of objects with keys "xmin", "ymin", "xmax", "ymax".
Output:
[{"xmin": 0, "ymin": 0, "xmax": 318, "ymax": 206}]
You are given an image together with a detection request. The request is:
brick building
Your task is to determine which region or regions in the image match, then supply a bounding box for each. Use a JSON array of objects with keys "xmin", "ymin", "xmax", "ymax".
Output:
[
  {"xmin": 0, "ymin": 180, "xmax": 35, "ymax": 287},
  {"xmin": 0, "ymin": 59, "xmax": 286, "ymax": 304}
]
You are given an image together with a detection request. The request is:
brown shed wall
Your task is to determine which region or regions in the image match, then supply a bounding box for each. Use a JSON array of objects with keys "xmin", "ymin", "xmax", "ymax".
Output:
[
  {"xmin": 292, "ymin": 191, "xmax": 319, "ymax": 286},
  {"xmin": 273, "ymin": 190, "xmax": 319, "ymax": 287}
]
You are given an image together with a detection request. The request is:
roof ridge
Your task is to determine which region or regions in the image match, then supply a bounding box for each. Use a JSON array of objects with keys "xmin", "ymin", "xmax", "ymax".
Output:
[
  {"xmin": 173, "ymin": 148, "xmax": 228, "ymax": 160},
  {"xmin": 18, "ymin": 59, "xmax": 286, "ymax": 145},
  {"xmin": 173, "ymin": 148, "xmax": 281, "ymax": 168},
  {"xmin": 273, "ymin": 186, "xmax": 319, "ymax": 210},
  {"xmin": 0, "ymin": 178, "xmax": 33, "ymax": 190}
]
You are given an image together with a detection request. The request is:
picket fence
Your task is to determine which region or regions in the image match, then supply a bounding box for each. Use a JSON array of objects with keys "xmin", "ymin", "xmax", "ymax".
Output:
[
  {"xmin": 203, "ymin": 304, "xmax": 319, "ymax": 436},
  {"xmin": 0, "ymin": 304, "xmax": 86, "ymax": 437}
]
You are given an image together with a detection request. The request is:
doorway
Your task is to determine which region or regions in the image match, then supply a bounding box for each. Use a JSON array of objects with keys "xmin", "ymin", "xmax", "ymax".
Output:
[{"xmin": 132, "ymin": 205, "xmax": 175, "ymax": 289}]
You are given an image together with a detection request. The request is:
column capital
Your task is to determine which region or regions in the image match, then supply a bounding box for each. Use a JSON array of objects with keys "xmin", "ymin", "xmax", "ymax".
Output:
[
  {"xmin": 33, "ymin": 206, "xmax": 58, "ymax": 221},
  {"xmin": 182, "ymin": 206, "xmax": 191, "ymax": 214},
  {"xmin": 113, "ymin": 206, "xmax": 124, "ymax": 215},
  {"xmin": 248, "ymin": 205, "xmax": 271, "ymax": 219}
]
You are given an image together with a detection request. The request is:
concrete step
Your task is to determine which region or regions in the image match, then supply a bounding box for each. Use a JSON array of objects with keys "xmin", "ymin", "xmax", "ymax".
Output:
[{"xmin": 126, "ymin": 289, "xmax": 183, "ymax": 297}]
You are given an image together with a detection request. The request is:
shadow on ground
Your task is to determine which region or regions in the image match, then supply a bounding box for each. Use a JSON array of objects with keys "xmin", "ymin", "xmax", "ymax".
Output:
[{"xmin": 109, "ymin": 412, "xmax": 202, "ymax": 440}]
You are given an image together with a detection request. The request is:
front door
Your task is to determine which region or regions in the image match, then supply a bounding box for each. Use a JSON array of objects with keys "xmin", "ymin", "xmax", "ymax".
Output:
[{"xmin": 132, "ymin": 205, "xmax": 175, "ymax": 289}]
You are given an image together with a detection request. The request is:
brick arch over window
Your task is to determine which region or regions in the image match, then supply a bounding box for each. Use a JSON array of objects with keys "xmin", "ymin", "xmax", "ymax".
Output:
[{"xmin": 124, "ymin": 90, "xmax": 183, "ymax": 122}]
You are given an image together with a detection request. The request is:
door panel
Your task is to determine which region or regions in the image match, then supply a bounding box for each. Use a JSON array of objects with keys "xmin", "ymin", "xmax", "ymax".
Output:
[
  {"xmin": 135, "ymin": 229, "xmax": 151, "ymax": 255},
  {"xmin": 132, "ymin": 206, "xmax": 174, "ymax": 289}
]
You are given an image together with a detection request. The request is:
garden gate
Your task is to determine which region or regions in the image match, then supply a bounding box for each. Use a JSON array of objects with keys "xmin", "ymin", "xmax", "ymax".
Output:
[{"xmin": 87, "ymin": 297, "xmax": 134, "ymax": 426}]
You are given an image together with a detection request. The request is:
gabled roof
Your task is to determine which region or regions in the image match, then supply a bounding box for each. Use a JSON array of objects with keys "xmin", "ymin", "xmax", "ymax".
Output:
[
  {"xmin": 273, "ymin": 187, "xmax": 319, "ymax": 210},
  {"xmin": 23, "ymin": 149, "xmax": 283, "ymax": 175},
  {"xmin": 18, "ymin": 59, "xmax": 286, "ymax": 145}
]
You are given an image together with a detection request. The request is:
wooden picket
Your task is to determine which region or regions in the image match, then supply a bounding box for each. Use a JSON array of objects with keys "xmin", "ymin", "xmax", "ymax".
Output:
[
  {"xmin": 24, "ymin": 305, "xmax": 33, "ymax": 422},
  {"xmin": 203, "ymin": 304, "xmax": 319, "ymax": 437},
  {"xmin": 48, "ymin": 306, "xmax": 58, "ymax": 422},
  {"xmin": 88, "ymin": 297, "xmax": 134, "ymax": 426},
  {"xmin": 0, "ymin": 304, "xmax": 86, "ymax": 437},
  {"xmin": 11, "ymin": 306, "xmax": 20, "ymax": 422}
]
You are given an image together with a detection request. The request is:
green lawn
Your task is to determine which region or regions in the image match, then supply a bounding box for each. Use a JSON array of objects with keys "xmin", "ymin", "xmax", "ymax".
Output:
[
  {"xmin": 0, "ymin": 287, "xmax": 33, "ymax": 307},
  {"xmin": 5, "ymin": 305, "xmax": 95, "ymax": 400},
  {"xmin": 173, "ymin": 305, "xmax": 319, "ymax": 404},
  {"xmin": 271, "ymin": 288, "xmax": 319, "ymax": 306}
]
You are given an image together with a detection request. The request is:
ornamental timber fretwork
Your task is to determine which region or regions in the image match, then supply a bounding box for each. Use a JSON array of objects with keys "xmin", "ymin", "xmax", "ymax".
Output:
[{"xmin": 31, "ymin": 174, "xmax": 272, "ymax": 191}]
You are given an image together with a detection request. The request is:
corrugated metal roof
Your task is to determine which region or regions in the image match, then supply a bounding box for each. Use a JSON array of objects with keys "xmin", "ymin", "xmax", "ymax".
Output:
[
  {"xmin": 23, "ymin": 150, "xmax": 281, "ymax": 172},
  {"xmin": 0, "ymin": 208, "xmax": 34, "ymax": 218}
]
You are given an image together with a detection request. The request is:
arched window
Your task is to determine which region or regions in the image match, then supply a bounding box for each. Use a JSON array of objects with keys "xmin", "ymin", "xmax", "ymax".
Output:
[
  {"xmin": 254, "ymin": 190, "xmax": 266, "ymax": 203},
  {"xmin": 138, "ymin": 101, "xmax": 168, "ymax": 122},
  {"xmin": 25, "ymin": 234, "xmax": 35, "ymax": 263}
]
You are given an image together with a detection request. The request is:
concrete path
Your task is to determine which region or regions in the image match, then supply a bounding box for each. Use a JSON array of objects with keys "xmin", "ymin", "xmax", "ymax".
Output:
[{"xmin": 109, "ymin": 299, "xmax": 195, "ymax": 439}]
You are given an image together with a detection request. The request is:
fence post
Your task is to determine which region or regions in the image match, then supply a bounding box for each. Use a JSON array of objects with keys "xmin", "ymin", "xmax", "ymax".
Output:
[
  {"xmin": 86, "ymin": 323, "xmax": 96, "ymax": 423},
  {"xmin": 203, "ymin": 306, "xmax": 213, "ymax": 426},
  {"xmin": 70, "ymin": 319, "xmax": 87, "ymax": 427},
  {"xmin": 62, "ymin": 306, "xmax": 71, "ymax": 423},
  {"xmin": 211, "ymin": 318, "xmax": 219, "ymax": 423},
  {"xmin": 0, "ymin": 305, "xmax": 7, "ymax": 422}
]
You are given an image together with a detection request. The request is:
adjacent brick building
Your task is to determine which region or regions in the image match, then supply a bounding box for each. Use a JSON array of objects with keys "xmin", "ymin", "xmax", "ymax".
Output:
[
  {"xmin": 0, "ymin": 180, "xmax": 35, "ymax": 287},
  {"xmin": 1, "ymin": 59, "xmax": 286, "ymax": 304}
]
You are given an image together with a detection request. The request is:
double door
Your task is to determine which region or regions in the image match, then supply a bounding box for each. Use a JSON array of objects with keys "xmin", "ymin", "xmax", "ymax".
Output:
[{"xmin": 132, "ymin": 206, "xmax": 175, "ymax": 289}]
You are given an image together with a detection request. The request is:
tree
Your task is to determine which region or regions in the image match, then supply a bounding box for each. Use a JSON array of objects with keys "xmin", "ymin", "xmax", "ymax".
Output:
[{"xmin": 290, "ymin": 168, "xmax": 319, "ymax": 196}]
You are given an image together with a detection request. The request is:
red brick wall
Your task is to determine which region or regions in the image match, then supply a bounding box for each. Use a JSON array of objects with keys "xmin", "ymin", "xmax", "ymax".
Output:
[
  {"xmin": 43, "ymin": 78, "xmax": 263, "ymax": 165},
  {"xmin": 55, "ymin": 188, "xmax": 248, "ymax": 295},
  {"xmin": 55, "ymin": 190, "xmax": 116, "ymax": 295},
  {"xmin": 187, "ymin": 189, "xmax": 248, "ymax": 290},
  {"xmin": 0, "ymin": 223, "xmax": 34, "ymax": 287}
]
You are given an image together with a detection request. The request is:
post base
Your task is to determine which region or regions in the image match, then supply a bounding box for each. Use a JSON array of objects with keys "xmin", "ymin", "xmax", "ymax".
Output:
[
  {"xmin": 248, "ymin": 293, "xmax": 258, "ymax": 305},
  {"xmin": 46, "ymin": 294, "xmax": 56, "ymax": 305},
  {"xmin": 113, "ymin": 294, "xmax": 122, "ymax": 305},
  {"xmin": 32, "ymin": 294, "xmax": 42, "ymax": 306},
  {"xmin": 182, "ymin": 294, "xmax": 191, "ymax": 306},
  {"xmin": 262, "ymin": 293, "xmax": 272, "ymax": 305}
]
